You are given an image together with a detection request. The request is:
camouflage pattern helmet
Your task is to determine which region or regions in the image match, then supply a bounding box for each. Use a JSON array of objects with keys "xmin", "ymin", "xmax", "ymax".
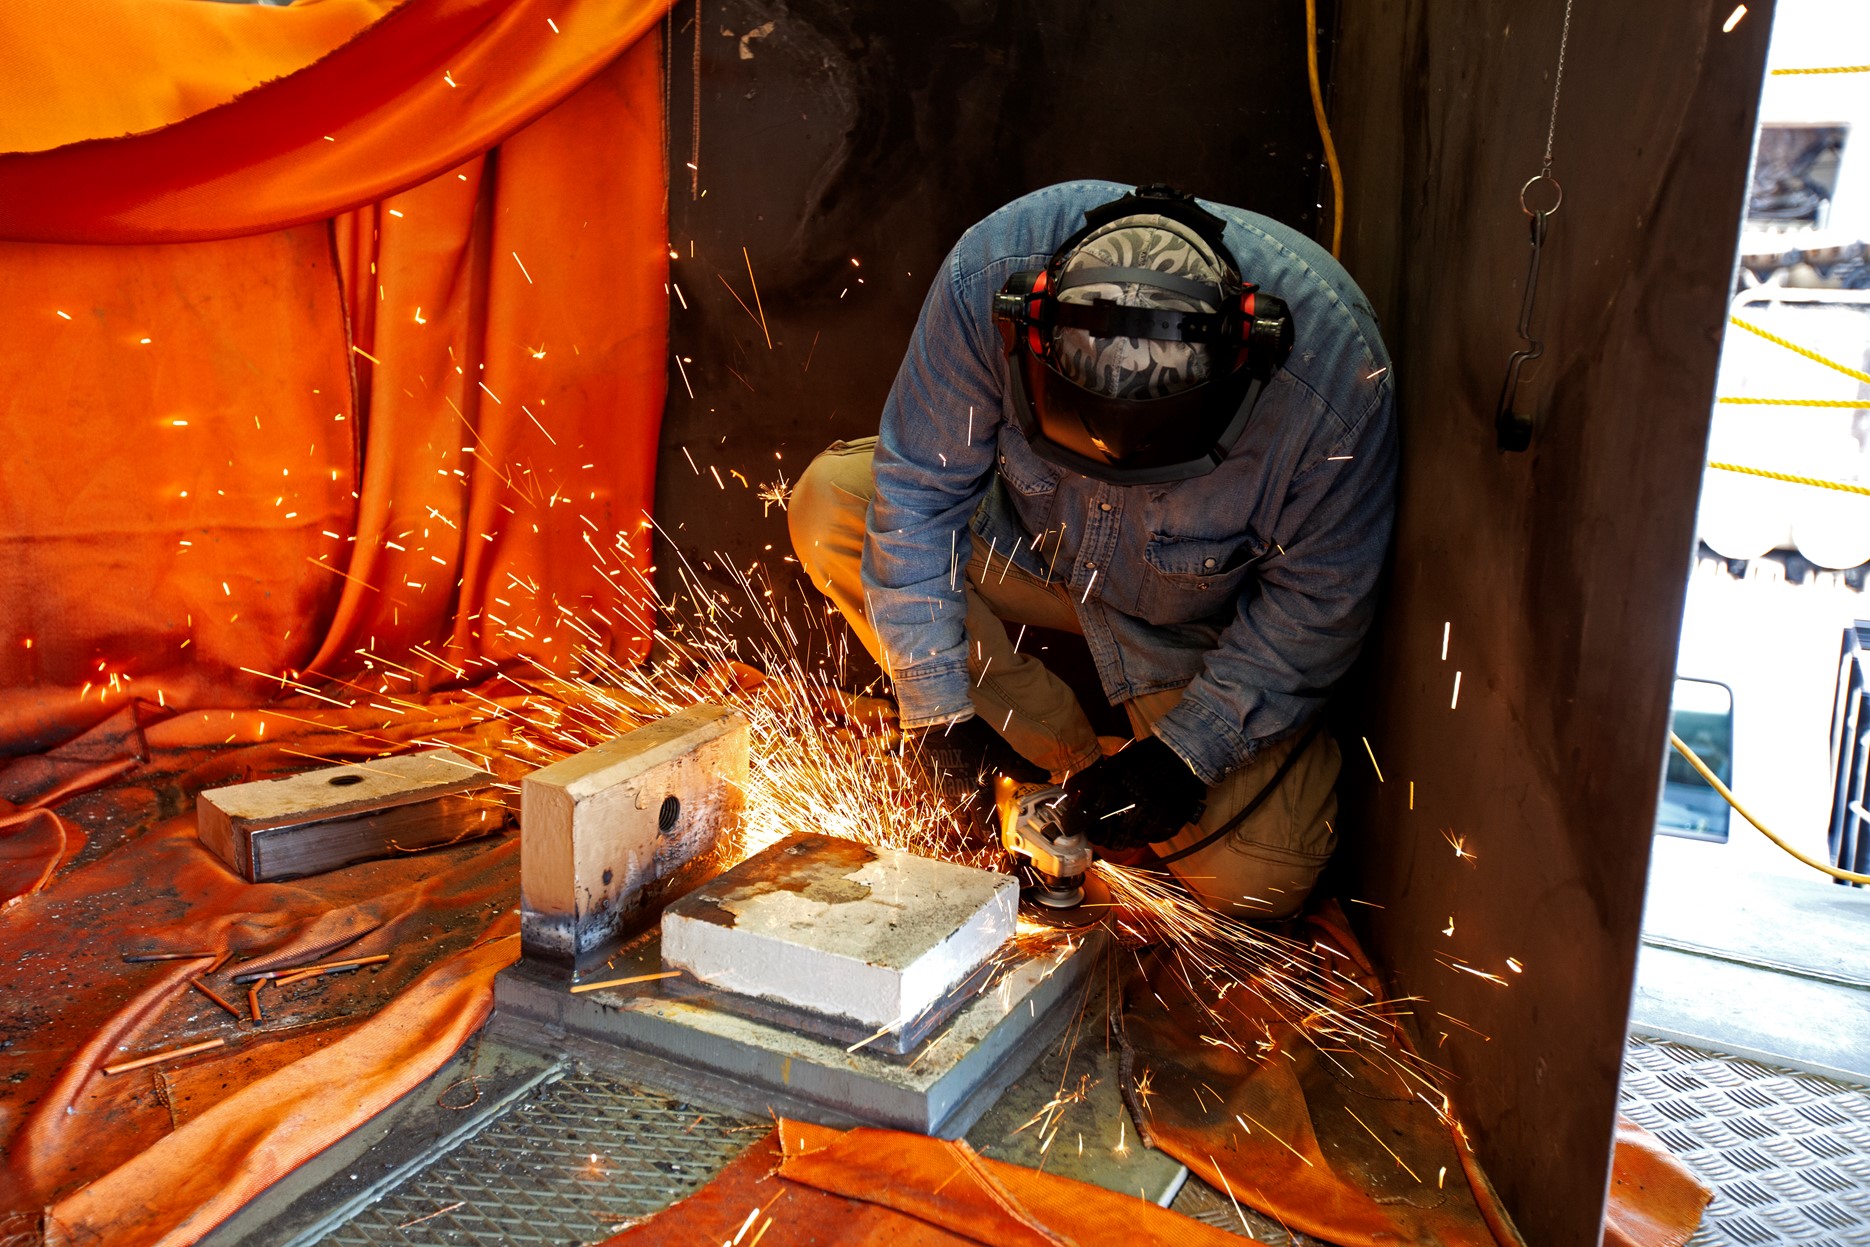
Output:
[{"xmin": 1051, "ymin": 212, "xmax": 1228, "ymax": 401}]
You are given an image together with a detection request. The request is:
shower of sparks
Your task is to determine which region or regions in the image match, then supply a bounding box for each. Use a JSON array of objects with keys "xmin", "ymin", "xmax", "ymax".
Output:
[
  {"xmin": 1091, "ymin": 863, "xmax": 1448, "ymax": 1116},
  {"xmin": 1441, "ymin": 827, "xmax": 1476, "ymax": 864},
  {"xmin": 756, "ymin": 474, "xmax": 792, "ymax": 516},
  {"xmin": 247, "ymin": 538, "xmax": 1456, "ymax": 1134},
  {"xmin": 176, "ymin": 364, "xmax": 1463, "ymax": 1169}
]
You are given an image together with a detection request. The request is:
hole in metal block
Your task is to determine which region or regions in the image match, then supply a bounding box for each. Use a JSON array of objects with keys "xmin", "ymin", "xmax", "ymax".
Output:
[
  {"xmin": 659, "ymin": 795, "xmax": 681, "ymax": 831},
  {"xmin": 327, "ymin": 774, "xmax": 366, "ymax": 787}
]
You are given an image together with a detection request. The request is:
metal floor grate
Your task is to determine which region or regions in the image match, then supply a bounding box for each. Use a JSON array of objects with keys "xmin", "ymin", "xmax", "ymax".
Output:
[
  {"xmin": 321, "ymin": 1067, "xmax": 763, "ymax": 1245},
  {"xmin": 1623, "ymin": 1035, "xmax": 1870, "ymax": 1247},
  {"xmin": 1170, "ymin": 1176, "xmax": 1310, "ymax": 1243},
  {"xmin": 305, "ymin": 1036, "xmax": 1870, "ymax": 1244}
]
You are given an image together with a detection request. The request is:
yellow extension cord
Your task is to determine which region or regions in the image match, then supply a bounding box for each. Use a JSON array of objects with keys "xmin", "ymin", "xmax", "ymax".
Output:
[
  {"xmin": 1729, "ymin": 316, "xmax": 1870, "ymax": 385},
  {"xmin": 1718, "ymin": 397, "xmax": 1870, "ymax": 409},
  {"xmin": 1713, "ymin": 321, "xmax": 1870, "ymax": 496},
  {"xmin": 1771, "ymin": 64, "xmax": 1870, "ymax": 75},
  {"xmin": 1668, "ymin": 732, "xmax": 1870, "ymax": 884},
  {"xmin": 1707, "ymin": 461, "xmax": 1870, "ymax": 498},
  {"xmin": 1304, "ymin": 0, "xmax": 1345, "ymax": 258}
]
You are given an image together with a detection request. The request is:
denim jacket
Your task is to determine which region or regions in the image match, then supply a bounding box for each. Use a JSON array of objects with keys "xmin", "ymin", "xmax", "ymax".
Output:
[{"xmin": 863, "ymin": 181, "xmax": 1395, "ymax": 784}]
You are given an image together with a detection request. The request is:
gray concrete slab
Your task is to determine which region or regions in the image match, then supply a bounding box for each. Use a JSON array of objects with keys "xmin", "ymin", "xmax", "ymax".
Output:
[
  {"xmin": 1643, "ymin": 841, "xmax": 1870, "ymax": 987},
  {"xmin": 1630, "ymin": 943, "xmax": 1870, "ymax": 1084}
]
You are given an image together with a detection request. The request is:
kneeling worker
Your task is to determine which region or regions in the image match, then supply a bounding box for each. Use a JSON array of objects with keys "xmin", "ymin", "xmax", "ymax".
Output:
[{"xmin": 789, "ymin": 181, "xmax": 1395, "ymax": 919}]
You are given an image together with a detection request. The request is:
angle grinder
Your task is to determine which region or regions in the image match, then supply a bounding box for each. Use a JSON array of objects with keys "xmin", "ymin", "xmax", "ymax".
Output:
[{"xmin": 995, "ymin": 775, "xmax": 1110, "ymax": 925}]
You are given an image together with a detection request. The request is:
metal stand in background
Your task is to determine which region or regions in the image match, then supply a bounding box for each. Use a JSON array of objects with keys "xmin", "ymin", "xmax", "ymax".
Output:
[{"xmin": 1828, "ymin": 620, "xmax": 1870, "ymax": 886}]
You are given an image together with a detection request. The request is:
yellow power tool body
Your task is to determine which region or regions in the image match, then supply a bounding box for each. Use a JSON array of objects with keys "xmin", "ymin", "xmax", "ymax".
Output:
[{"xmin": 994, "ymin": 776, "xmax": 1092, "ymax": 909}]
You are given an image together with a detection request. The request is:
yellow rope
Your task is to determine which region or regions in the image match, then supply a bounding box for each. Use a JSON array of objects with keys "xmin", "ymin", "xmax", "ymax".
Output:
[
  {"xmin": 1669, "ymin": 733, "xmax": 1870, "ymax": 885},
  {"xmin": 1718, "ymin": 396, "xmax": 1870, "ymax": 409},
  {"xmin": 1770, "ymin": 64, "xmax": 1870, "ymax": 75},
  {"xmin": 1304, "ymin": 0, "xmax": 1345, "ymax": 258},
  {"xmin": 1729, "ymin": 316, "xmax": 1870, "ymax": 385},
  {"xmin": 1707, "ymin": 461, "xmax": 1870, "ymax": 497}
]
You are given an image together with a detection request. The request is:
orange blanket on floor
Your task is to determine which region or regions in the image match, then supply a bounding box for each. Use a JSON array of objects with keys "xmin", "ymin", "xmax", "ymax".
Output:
[
  {"xmin": 1118, "ymin": 903, "xmax": 1711, "ymax": 1247},
  {"xmin": 0, "ymin": 705, "xmax": 1713, "ymax": 1246},
  {"xmin": 605, "ymin": 1119, "xmax": 1255, "ymax": 1247},
  {"xmin": 0, "ymin": 698, "xmax": 527, "ymax": 1245}
]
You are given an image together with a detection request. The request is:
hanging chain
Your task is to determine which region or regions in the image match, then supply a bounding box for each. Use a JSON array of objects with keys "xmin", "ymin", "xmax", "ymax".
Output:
[
  {"xmin": 1541, "ymin": 0, "xmax": 1575, "ymax": 176},
  {"xmin": 1497, "ymin": 0, "xmax": 1575, "ymax": 452}
]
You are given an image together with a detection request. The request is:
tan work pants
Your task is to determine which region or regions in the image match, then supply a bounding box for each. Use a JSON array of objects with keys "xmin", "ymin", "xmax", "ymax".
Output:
[{"xmin": 788, "ymin": 438, "xmax": 1342, "ymax": 920}]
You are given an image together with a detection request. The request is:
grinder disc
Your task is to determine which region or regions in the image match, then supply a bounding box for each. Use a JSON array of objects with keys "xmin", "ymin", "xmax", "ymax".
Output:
[{"xmin": 1018, "ymin": 869, "xmax": 1114, "ymax": 929}]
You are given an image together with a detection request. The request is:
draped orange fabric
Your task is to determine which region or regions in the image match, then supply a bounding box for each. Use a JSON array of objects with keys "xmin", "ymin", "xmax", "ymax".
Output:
[
  {"xmin": 0, "ymin": 0, "xmax": 670, "ymax": 757},
  {"xmin": 0, "ymin": 0, "xmax": 670, "ymax": 243},
  {"xmin": 0, "ymin": 0, "xmax": 402, "ymax": 155}
]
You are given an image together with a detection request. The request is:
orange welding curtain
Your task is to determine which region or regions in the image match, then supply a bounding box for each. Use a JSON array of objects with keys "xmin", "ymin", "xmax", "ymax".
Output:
[{"xmin": 0, "ymin": 0, "xmax": 670, "ymax": 755}]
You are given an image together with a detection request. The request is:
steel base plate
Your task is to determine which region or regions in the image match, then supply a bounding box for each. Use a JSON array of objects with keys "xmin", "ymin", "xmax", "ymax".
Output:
[{"xmin": 496, "ymin": 926, "xmax": 1105, "ymax": 1138}]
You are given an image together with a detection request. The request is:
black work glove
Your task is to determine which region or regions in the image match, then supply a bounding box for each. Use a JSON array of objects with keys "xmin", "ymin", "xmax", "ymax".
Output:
[{"xmin": 1060, "ymin": 735, "xmax": 1208, "ymax": 851}]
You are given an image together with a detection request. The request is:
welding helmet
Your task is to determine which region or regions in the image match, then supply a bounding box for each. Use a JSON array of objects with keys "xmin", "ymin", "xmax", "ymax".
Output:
[{"xmin": 991, "ymin": 184, "xmax": 1293, "ymax": 484}]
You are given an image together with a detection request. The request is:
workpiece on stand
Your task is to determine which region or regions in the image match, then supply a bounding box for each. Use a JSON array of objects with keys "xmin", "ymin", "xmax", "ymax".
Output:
[
  {"xmin": 495, "ymin": 922, "xmax": 1102, "ymax": 1138},
  {"xmin": 196, "ymin": 749, "xmax": 501, "ymax": 883},
  {"xmin": 661, "ymin": 831, "xmax": 1018, "ymax": 1036},
  {"xmin": 520, "ymin": 703, "xmax": 749, "ymax": 969}
]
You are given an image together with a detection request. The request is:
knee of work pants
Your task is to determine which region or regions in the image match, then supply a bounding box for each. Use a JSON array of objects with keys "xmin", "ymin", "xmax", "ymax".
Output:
[
  {"xmin": 789, "ymin": 438, "xmax": 881, "ymax": 664},
  {"xmin": 789, "ymin": 437, "xmax": 1099, "ymax": 775},
  {"xmin": 1127, "ymin": 688, "xmax": 1342, "ymax": 921}
]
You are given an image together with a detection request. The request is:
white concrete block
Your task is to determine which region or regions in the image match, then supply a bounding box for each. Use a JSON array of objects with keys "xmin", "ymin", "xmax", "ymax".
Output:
[
  {"xmin": 521, "ymin": 703, "xmax": 749, "ymax": 967},
  {"xmin": 660, "ymin": 832, "xmax": 1019, "ymax": 1032}
]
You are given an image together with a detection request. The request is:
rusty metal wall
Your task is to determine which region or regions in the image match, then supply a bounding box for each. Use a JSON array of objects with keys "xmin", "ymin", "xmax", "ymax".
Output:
[
  {"xmin": 654, "ymin": 0, "xmax": 1337, "ymax": 624},
  {"xmin": 1328, "ymin": 2, "xmax": 1774, "ymax": 1241}
]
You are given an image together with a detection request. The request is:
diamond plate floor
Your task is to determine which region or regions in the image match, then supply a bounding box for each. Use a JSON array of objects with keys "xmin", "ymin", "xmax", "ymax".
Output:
[
  {"xmin": 1623, "ymin": 1035, "xmax": 1870, "ymax": 1247},
  {"xmin": 320, "ymin": 1067, "xmax": 764, "ymax": 1245}
]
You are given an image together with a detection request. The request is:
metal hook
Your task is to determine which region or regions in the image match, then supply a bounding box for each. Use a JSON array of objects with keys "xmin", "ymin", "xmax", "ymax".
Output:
[{"xmin": 1497, "ymin": 185, "xmax": 1559, "ymax": 452}]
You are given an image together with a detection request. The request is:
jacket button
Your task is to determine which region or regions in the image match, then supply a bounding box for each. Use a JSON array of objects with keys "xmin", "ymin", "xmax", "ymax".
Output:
[
  {"xmin": 1203, "ymin": 558, "xmax": 1217, "ymax": 568},
  {"xmin": 1099, "ymin": 502, "xmax": 1112, "ymax": 512},
  {"xmin": 1084, "ymin": 561, "xmax": 1096, "ymax": 570}
]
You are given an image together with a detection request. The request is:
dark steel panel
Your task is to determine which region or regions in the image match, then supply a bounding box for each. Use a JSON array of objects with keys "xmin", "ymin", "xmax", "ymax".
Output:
[
  {"xmin": 1329, "ymin": 2, "xmax": 1774, "ymax": 1241},
  {"xmin": 655, "ymin": 0, "xmax": 1337, "ymax": 624}
]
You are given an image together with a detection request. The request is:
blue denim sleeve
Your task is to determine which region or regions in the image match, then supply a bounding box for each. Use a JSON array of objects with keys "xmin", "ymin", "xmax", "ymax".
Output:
[
  {"xmin": 1152, "ymin": 381, "xmax": 1398, "ymax": 784},
  {"xmin": 861, "ymin": 236, "xmax": 1003, "ymax": 729}
]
